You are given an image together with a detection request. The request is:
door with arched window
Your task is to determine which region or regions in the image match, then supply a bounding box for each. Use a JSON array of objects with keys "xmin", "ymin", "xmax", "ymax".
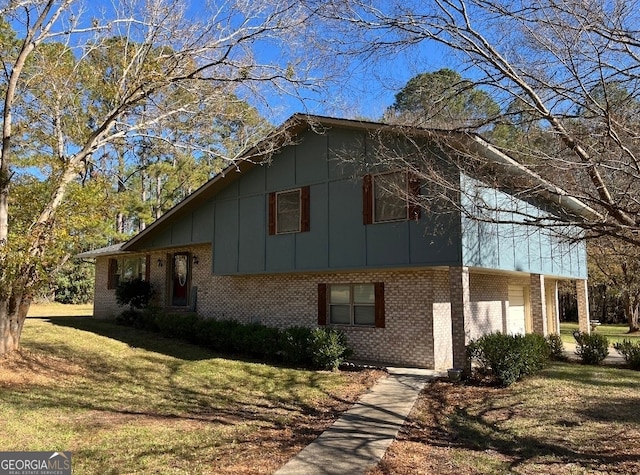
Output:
[{"xmin": 171, "ymin": 252, "xmax": 190, "ymax": 307}]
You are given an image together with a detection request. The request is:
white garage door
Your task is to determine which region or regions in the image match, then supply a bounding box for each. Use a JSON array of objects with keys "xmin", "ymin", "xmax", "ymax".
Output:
[{"xmin": 507, "ymin": 285, "xmax": 527, "ymax": 335}]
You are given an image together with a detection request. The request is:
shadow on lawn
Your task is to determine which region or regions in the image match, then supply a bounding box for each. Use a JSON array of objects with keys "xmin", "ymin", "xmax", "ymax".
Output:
[
  {"xmin": 409, "ymin": 368, "xmax": 640, "ymax": 473},
  {"xmin": 18, "ymin": 318, "xmax": 352, "ymax": 428},
  {"xmin": 44, "ymin": 316, "xmax": 215, "ymax": 361}
]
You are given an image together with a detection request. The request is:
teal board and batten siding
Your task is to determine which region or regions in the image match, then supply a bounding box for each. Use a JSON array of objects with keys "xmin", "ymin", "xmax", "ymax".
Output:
[
  {"xmin": 211, "ymin": 127, "xmax": 462, "ymax": 275},
  {"xmin": 460, "ymin": 175, "xmax": 587, "ymax": 279},
  {"xmin": 137, "ymin": 202, "xmax": 215, "ymax": 249}
]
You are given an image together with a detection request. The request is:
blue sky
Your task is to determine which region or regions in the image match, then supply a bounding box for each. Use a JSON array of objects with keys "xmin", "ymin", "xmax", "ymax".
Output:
[
  {"xmin": 7, "ymin": 0, "xmax": 451, "ymax": 125},
  {"xmin": 77, "ymin": 0, "xmax": 452, "ymax": 124}
]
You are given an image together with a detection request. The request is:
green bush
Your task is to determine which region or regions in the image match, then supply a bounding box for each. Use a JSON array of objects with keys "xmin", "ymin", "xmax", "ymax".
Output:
[
  {"xmin": 155, "ymin": 312, "xmax": 199, "ymax": 340},
  {"xmin": 280, "ymin": 326, "xmax": 313, "ymax": 366},
  {"xmin": 308, "ymin": 327, "xmax": 352, "ymax": 371},
  {"xmin": 239, "ymin": 323, "xmax": 281, "ymax": 360},
  {"xmin": 194, "ymin": 319, "xmax": 244, "ymax": 353},
  {"xmin": 545, "ymin": 333, "xmax": 567, "ymax": 361},
  {"xmin": 115, "ymin": 278, "xmax": 154, "ymax": 309},
  {"xmin": 112, "ymin": 307, "xmax": 354, "ymax": 370},
  {"xmin": 613, "ymin": 339, "xmax": 640, "ymax": 370},
  {"xmin": 467, "ymin": 332, "xmax": 551, "ymax": 386},
  {"xmin": 574, "ymin": 332, "xmax": 609, "ymax": 365},
  {"xmin": 519, "ymin": 333, "xmax": 551, "ymax": 374},
  {"xmin": 115, "ymin": 309, "xmax": 143, "ymax": 327},
  {"xmin": 139, "ymin": 308, "xmax": 159, "ymax": 331}
]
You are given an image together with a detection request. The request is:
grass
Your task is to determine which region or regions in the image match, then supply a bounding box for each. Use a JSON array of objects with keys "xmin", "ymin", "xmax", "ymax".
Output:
[
  {"xmin": 1, "ymin": 317, "xmax": 382, "ymax": 474},
  {"xmin": 560, "ymin": 322, "xmax": 640, "ymax": 345},
  {"xmin": 27, "ymin": 302, "xmax": 93, "ymax": 317},
  {"xmin": 371, "ymin": 362, "xmax": 640, "ymax": 474}
]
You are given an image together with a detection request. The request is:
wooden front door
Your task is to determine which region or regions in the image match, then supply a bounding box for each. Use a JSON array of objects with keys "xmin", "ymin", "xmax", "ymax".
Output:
[{"xmin": 171, "ymin": 252, "xmax": 190, "ymax": 307}]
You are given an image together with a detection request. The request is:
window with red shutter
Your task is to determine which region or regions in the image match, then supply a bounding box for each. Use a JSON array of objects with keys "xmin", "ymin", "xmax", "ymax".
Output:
[
  {"xmin": 365, "ymin": 170, "xmax": 421, "ymax": 223},
  {"xmin": 362, "ymin": 174, "xmax": 373, "ymax": 225},
  {"xmin": 268, "ymin": 187, "xmax": 311, "ymax": 234},
  {"xmin": 318, "ymin": 283, "xmax": 327, "ymax": 325},
  {"xmin": 323, "ymin": 282, "xmax": 385, "ymax": 328},
  {"xmin": 107, "ymin": 258, "xmax": 120, "ymax": 290}
]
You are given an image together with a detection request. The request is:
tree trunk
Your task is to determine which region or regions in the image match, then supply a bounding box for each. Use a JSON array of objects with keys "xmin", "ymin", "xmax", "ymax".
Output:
[
  {"xmin": 629, "ymin": 298, "xmax": 640, "ymax": 333},
  {"xmin": 0, "ymin": 293, "xmax": 31, "ymax": 355},
  {"xmin": 623, "ymin": 291, "xmax": 640, "ymax": 333}
]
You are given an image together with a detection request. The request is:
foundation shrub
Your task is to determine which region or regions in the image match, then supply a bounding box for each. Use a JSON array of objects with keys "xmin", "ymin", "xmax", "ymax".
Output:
[
  {"xmin": 280, "ymin": 326, "xmax": 313, "ymax": 366},
  {"xmin": 613, "ymin": 339, "xmax": 640, "ymax": 370},
  {"xmin": 239, "ymin": 323, "xmax": 281, "ymax": 360},
  {"xmin": 518, "ymin": 333, "xmax": 551, "ymax": 374},
  {"xmin": 113, "ymin": 309, "xmax": 353, "ymax": 370},
  {"xmin": 155, "ymin": 312, "xmax": 199, "ymax": 340},
  {"xmin": 574, "ymin": 332, "xmax": 609, "ymax": 365},
  {"xmin": 309, "ymin": 327, "xmax": 353, "ymax": 371},
  {"xmin": 115, "ymin": 278, "xmax": 154, "ymax": 310},
  {"xmin": 467, "ymin": 332, "xmax": 551, "ymax": 387},
  {"xmin": 545, "ymin": 333, "xmax": 567, "ymax": 361},
  {"xmin": 115, "ymin": 309, "xmax": 144, "ymax": 328},
  {"xmin": 197, "ymin": 319, "xmax": 243, "ymax": 353}
]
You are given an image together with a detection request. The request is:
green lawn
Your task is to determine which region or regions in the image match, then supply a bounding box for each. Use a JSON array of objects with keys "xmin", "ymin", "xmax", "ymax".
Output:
[
  {"xmin": 560, "ymin": 321, "xmax": 640, "ymax": 345},
  {"xmin": 373, "ymin": 362, "xmax": 640, "ymax": 474},
  {"xmin": 1, "ymin": 317, "xmax": 380, "ymax": 474},
  {"xmin": 27, "ymin": 302, "xmax": 93, "ymax": 317}
]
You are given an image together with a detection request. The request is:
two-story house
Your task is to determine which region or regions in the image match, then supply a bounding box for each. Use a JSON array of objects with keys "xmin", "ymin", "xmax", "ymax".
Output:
[{"xmin": 79, "ymin": 115, "xmax": 593, "ymax": 369}]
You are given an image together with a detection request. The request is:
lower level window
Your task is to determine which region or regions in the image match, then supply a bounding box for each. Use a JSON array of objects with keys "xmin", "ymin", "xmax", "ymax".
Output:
[
  {"xmin": 108, "ymin": 256, "xmax": 149, "ymax": 289},
  {"xmin": 329, "ymin": 284, "xmax": 375, "ymax": 326}
]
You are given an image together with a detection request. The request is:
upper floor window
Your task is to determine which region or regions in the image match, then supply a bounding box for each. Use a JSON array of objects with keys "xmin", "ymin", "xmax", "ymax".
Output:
[
  {"xmin": 363, "ymin": 171, "xmax": 421, "ymax": 224},
  {"xmin": 373, "ymin": 171, "xmax": 409, "ymax": 222},
  {"xmin": 268, "ymin": 186, "xmax": 310, "ymax": 235},
  {"xmin": 277, "ymin": 189, "xmax": 302, "ymax": 233}
]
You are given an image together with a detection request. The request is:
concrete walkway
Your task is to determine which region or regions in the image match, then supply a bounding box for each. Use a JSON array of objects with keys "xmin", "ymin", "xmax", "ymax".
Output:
[{"xmin": 275, "ymin": 367, "xmax": 445, "ymax": 475}]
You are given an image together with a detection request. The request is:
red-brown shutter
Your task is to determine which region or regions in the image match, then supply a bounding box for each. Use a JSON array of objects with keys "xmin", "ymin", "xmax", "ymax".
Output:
[
  {"xmin": 107, "ymin": 258, "xmax": 118, "ymax": 290},
  {"xmin": 301, "ymin": 186, "xmax": 310, "ymax": 232},
  {"xmin": 145, "ymin": 254, "xmax": 151, "ymax": 281},
  {"xmin": 362, "ymin": 174, "xmax": 373, "ymax": 225},
  {"xmin": 374, "ymin": 282, "xmax": 385, "ymax": 328},
  {"xmin": 268, "ymin": 192, "xmax": 276, "ymax": 235},
  {"xmin": 318, "ymin": 283, "xmax": 327, "ymax": 326},
  {"xmin": 408, "ymin": 173, "xmax": 422, "ymax": 220}
]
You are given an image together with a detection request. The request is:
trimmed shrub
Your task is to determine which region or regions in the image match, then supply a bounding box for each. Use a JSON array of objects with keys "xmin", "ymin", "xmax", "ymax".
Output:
[
  {"xmin": 545, "ymin": 333, "xmax": 567, "ymax": 361},
  {"xmin": 115, "ymin": 278, "xmax": 154, "ymax": 309},
  {"xmin": 281, "ymin": 326, "xmax": 314, "ymax": 366},
  {"xmin": 239, "ymin": 323, "xmax": 281, "ymax": 360},
  {"xmin": 194, "ymin": 319, "xmax": 244, "ymax": 353},
  {"xmin": 155, "ymin": 312, "xmax": 199, "ymax": 340},
  {"xmin": 519, "ymin": 333, "xmax": 551, "ymax": 374},
  {"xmin": 308, "ymin": 327, "xmax": 352, "ymax": 371},
  {"xmin": 613, "ymin": 339, "xmax": 640, "ymax": 370},
  {"xmin": 111, "ymin": 307, "xmax": 354, "ymax": 371},
  {"xmin": 467, "ymin": 332, "xmax": 551, "ymax": 386},
  {"xmin": 115, "ymin": 308, "xmax": 143, "ymax": 327},
  {"xmin": 574, "ymin": 332, "xmax": 609, "ymax": 365}
]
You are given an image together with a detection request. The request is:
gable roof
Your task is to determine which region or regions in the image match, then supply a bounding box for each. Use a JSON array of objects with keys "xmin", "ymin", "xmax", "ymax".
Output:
[{"xmin": 82, "ymin": 114, "xmax": 599, "ymax": 256}]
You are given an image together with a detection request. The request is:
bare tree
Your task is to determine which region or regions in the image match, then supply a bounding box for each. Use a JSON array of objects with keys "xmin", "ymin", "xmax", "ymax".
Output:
[
  {"xmin": 0, "ymin": 0, "xmax": 326, "ymax": 354},
  {"xmin": 589, "ymin": 238, "xmax": 640, "ymax": 332},
  {"xmin": 309, "ymin": 0, "xmax": 640, "ymax": 243}
]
